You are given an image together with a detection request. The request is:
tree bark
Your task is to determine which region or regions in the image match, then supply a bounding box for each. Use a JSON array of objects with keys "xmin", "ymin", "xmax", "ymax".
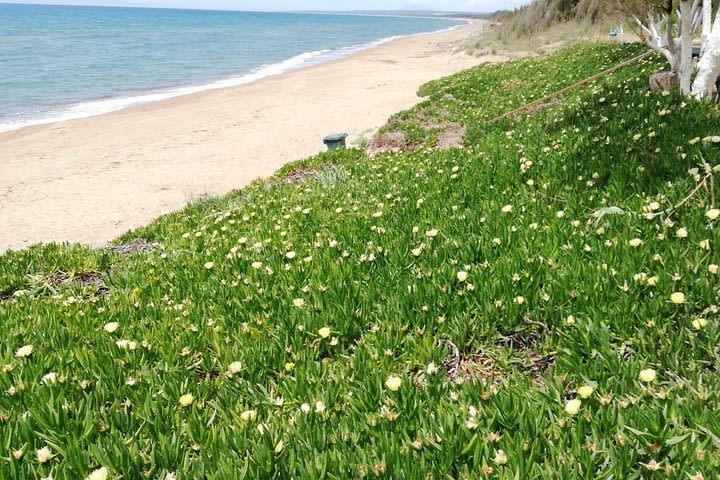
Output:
[
  {"xmin": 703, "ymin": 0, "xmax": 713, "ymax": 45},
  {"xmin": 679, "ymin": 0, "xmax": 694, "ymax": 94}
]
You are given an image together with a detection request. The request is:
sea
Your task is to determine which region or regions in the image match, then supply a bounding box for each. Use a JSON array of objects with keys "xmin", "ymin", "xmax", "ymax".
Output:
[{"xmin": 0, "ymin": 4, "xmax": 464, "ymax": 133}]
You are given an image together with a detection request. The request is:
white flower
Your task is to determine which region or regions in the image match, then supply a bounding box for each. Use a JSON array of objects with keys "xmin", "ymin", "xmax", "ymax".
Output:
[
  {"xmin": 706, "ymin": 209, "xmax": 720, "ymax": 220},
  {"xmin": 116, "ymin": 340, "xmax": 137, "ymax": 350},
  {"xmin": 315, "ymin": 401, "xmax": 326, "ymax": 413},
  {"xmin": 203, "ymin": 261, "xmax": 214, "ymax": 269},
  {"xmin": 385, "ymin": 375, "xmax": 402, "ymax": 391},
  {"xmin": 426, "ymin": 363, "xmax": 438, "ymax": 374},
  {"xmin": 456, "ymin": 271, "xmax": 468, "ymax": 282},
  {"xmin": 103, "ymin": 322, "xmax": 119, "ymax": 333},
  {"xmin": 227, "ymin": 361, "xmax": 242, "ymax": 374},
  {"xmin": 638, "ymin": 368, "xmax": 657, "ymax": 382},
  {"xmin": 36, "ymin": 446, "xmax": 53, "ymax": 463},
  {"xmin": 699, "ymin": 239, "xmax": 710, "ymax": 250},
  {"xmin": 285, "ymin": 251, "xmax": 296, "ymax": 259},
  {"xmin": 318, "ymin": 327, "xmax": 331, "ymax": 339},
  {"xmin": 86, "ymin": 467, "xmax": 109, "ymax": 480},
  {"xmin": 179, "ymin": 394, "xmax": 194, "ymax": 407},
  {"xmin": 494, "ymin": 449, "xmax": 508, "ymax": 465},
  {"xmin": 300, "ymin": 403, "xmax": 311, "ymax": 413},
  {"xmin": 628, "ymin": 238, "xmax": 643, "ymax": 248},
  {"xmin": 15, "ymin": 345, "xmax": 33, "ymax": 358},
  {"xmin": 42, "ymin": 372, "xmax": 58, "ymax": 384},
  {"xmin": 425, "ymin": 229, "xmax": 438, "ymax": 238},
  {"xmin": 709, "ymin": 264, "xmax": 719, "ymax": 274},
  {"xmin": 676, "ymin": 227, "xmax": 688, "ymax": 238},
  {"xmin": 251, "ymin": 261, "xmax": 263, "ymax": 269},
  {"xmin": 501, "ymin": 204, "xmax": 513, "ymax": 213},
  {"xmin": 292, "ymin": 298, "xmax": 305, "ymax": 308},
  {"xmin": 565, "ymin": 399, "xmax": 581, "ymax": 415}
]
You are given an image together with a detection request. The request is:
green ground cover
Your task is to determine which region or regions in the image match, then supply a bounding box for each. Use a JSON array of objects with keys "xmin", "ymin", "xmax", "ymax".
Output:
[{"xmin": 1, "ymin": 43, "xmax": 719, "ymax": 479}]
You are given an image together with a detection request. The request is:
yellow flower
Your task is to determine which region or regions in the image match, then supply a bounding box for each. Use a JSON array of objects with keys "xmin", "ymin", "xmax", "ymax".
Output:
[
  {"xmin": 203, "ymin": 262, "xmax": 214, "ymax": 269},
  {"xmin": 284, "ymin": 362, "xmax": 295, "ymax": 371},
  {"xmin": 706, "ymin": 209, "xmax": 720, "ymax": 221},
  {"xmin": 15, "ymin": 344, "xmax": 33, "ymax": 358},
  {"xmin": 227, "ymin": 361, "xmax": 242, "ymax": 374},
  {"xmin": 456, "ymin": 271, "xmax": 468, "ymax": 282},
  {"xmin": 628, "ymin": 238, "xmax": 643, "ymax": 248},
  {"xmin": 670, "ymin": 292, "xmax": 685, "ymax": 304},
  {"xmin": 103, "ymin": 322, "xmax": 119, "ymax": 333},
  {"xmin": 86, "ymin": 467, "xmax": 109, "ymax": 480},
  {"xmin": 699, "ymin": 239, "xmax": 710, "ymax": 250},
  {"xmin": 564, "ymin": 399, "xmax": 581, "ymax": 415},
  {"xmin": 318, "ymin": 327, "xmax": 331, "ymax": 339},
  {"xmin": 385, "ymin": 375, "xmax": 402, "ymax": 391},
  {"xmin": 179, "ymin": 394, "xmax": 194, "ymax": 407},
  {"xmin": 240, "ymin": 409, "xmax": 257, "ymax": 422},
  {"xmin": 292, "ymin": 298, "xmax": 305, "ymax": 308},
  {"xmin": 638, "ymin": 368, "xmax": 657, "ymax": 382},
  {"xmin": 577, "ymin": 385, "xmax": 595, "ymax": 399},
  {"xmin": 274, "ymin": 440, "xmax": 284, "ymax": 454},
  {"xmin": 692, "ymin": 318, "xmax": 708, "ymax": 330}
]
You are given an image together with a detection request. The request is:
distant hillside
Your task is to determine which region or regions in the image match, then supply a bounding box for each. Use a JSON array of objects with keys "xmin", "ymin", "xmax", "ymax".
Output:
[{"xmin": 504, "ymin": 0, "xmax": 641, "ymax": 32}]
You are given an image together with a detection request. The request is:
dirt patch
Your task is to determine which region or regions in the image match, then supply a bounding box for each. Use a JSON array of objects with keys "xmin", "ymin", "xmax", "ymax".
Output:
[
  {"xmin": 42, "ymin": 271, "xmax": 109, "ymax": 297},
  {"xmin": 109, "ymin": 238, "xmax": 155, "ymax": 255},
  {"xmin": 283, "ymin": 168, "xmax": 322, "ymax": 184},
  {"xmin": 366, "ymin": 131, "xmax": 415, "ymax": 156},
  {"xmin": 436, "ymin": 123, "xmax": 466, "ymax": 150}
]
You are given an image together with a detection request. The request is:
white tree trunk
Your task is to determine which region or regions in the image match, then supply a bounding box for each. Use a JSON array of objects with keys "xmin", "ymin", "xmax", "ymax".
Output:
[
  {"xmin": 679, "ymin": 0, "xmax": 695, "ymax": 94},
  {"xmin": 692, "ymin": 27, "xmax": 720, "ymax": 97},
  {"xmin": 703, "ymin": 0, "xmax": 713, "ymax": 45},
  {"xmin": 636, "ymin": 15, "xmax": 678, "ymax": 70}
]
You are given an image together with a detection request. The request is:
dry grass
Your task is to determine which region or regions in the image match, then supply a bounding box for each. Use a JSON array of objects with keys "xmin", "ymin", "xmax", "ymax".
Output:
[{"xmin": 469, "ymin": 20, "xmax": 637, "ymax": 57}]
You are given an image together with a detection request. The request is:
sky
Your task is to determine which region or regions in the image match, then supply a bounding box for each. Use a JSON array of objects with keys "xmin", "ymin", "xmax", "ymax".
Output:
[{"xmin": 1, "ymin": 0, "xmax": 531, "ymax": 13}]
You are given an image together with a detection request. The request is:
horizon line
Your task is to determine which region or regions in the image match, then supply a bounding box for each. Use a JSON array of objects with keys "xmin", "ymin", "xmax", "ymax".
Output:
[{"xmin": 0, "ymin": 2, "xmax": 504, "ymax": 14}]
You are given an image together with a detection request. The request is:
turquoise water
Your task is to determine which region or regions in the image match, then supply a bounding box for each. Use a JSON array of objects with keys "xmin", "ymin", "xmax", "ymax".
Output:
[{"xmin": 0, "ymin": 4, "xmax": 463, "ymax": 132}]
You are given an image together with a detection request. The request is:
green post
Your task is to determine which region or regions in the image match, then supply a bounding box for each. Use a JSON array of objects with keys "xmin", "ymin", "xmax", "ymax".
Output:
[{"xmin": 323, "ymin": 133, "xmax": 348, "ymax": 151}]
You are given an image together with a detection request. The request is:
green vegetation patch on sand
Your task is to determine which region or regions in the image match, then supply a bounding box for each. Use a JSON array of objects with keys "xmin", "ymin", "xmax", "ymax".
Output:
[{"xmin": 1, "ymin": 43, "xmax": 719, "ymax": 479}]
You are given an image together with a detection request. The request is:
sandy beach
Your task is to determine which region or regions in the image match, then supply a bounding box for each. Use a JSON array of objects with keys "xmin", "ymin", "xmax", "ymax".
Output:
[{"xmin": 0, "ymin": 20, "xmax": 496, "ymax": 252}]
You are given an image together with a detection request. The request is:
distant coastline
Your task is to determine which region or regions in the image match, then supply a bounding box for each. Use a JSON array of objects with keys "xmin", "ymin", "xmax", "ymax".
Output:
[{"xmin": 0, "ymin": 5, "xmax": 465, "ymax": 133}]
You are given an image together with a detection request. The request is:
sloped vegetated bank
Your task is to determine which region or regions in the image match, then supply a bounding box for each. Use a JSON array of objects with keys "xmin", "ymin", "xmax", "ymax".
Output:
[{"xmin": 1, "ymin": 43, "xmax": 719, "ymax": 479}]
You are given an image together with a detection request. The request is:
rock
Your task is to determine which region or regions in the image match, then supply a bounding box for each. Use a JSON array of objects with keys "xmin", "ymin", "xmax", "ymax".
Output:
[{"xmin": 649, "ymin": 71, "xmax": 679, "ymax": 92}]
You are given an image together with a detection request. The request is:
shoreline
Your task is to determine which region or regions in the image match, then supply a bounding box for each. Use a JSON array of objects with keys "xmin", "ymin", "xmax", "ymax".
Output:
[
  {"xmin": 0, "ymin": 20, "xmax": 498, "ymax": 253},
  {"xmin": 0, "ymin": 18, "xmax": 469, "ymax": 135}
]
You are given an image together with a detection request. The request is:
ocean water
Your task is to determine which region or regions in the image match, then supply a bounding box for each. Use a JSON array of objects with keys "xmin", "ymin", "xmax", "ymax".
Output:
[{"xmin": 0, "ymin": 4, "xmax": 463, "ymax": 132}]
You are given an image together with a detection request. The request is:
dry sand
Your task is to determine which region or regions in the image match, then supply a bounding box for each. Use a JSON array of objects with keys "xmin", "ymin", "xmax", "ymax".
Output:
[{"xmin": 0, "ymin": 20, "xmax": 498, "ymax": 252}]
